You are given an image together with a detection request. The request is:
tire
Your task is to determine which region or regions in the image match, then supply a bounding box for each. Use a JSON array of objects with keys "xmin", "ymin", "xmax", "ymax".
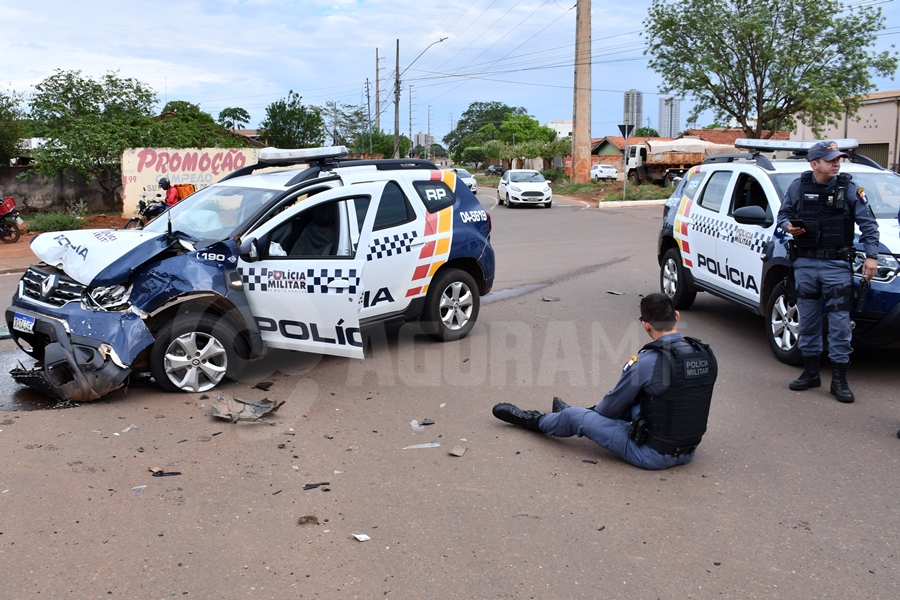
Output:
[
  {"xmin": 421, "ymin": 268, "xmax": 480, "ymax": 342},
  {"xmin": 0, "ymin": 221, "xmax": 21, "ymax": 244},
  {"xmin": 123, "ymin": 217, "xmax": 144, "ymax": 230},
  {"xmin": 150, "ymin": 314, "xmax": 248, "ymax": 393},
  {"xmin": 660, "ymin": 248, "xmax": 696, "ymax": 309},
  {"xmin": 628, "ymin": 171, "xmax": 640, "ymax": 184},
  {"xmin": 506, "ymin": 193, "xmax": 514, "ymax": 208},
  {"xmin": 664, "ymin": 172, "xmax": 677, "ymax": 187},
  {"xmin": 497, "ymin": 189, "xmax": 504, "ymax": 205},
  {"xmin": 544, "ymin": 200, "xmax": 552, "ymax": 208},
  {"xmin": 765, "ymin": 281, "xmax": 803, "ymax": 366}
]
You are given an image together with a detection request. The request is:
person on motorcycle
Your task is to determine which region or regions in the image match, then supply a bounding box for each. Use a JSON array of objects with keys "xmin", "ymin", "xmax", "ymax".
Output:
[{"xmin": 159, "ymin": 177, "xmax": 180, "ymax": 208}]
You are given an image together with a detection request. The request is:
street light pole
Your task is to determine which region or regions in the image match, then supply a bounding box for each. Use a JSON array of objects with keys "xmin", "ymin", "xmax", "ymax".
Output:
[{"xmin": 393, "ymin": 36, "xmax": 447, "ymax": 158}]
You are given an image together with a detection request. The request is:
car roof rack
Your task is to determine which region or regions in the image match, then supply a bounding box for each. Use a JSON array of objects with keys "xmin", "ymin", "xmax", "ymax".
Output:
[{"xmin": 703, "ymin": 152, "xmax": 775, "ymax": 171}]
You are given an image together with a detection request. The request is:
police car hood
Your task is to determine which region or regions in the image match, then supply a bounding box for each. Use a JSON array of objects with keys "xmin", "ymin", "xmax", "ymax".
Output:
[{"xmin": 31, "ymin": 229, "xmax": 173, "ymax": 287}]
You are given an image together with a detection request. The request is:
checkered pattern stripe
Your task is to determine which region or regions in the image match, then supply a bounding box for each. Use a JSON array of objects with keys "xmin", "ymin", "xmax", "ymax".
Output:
[
  {"xmin": 242, "ymin": 267, "xmax": 268, "ymax": 291},
  {"xmin": 307, "ymin": 268, "xmax": 359, "ymax": 294},
  {"xmin": 689, "ymin": 215, "xmax": 771, "ymax": 255},
  {"xmin": 367, "ymin": 231, "xmax": 418, "ymax": 261}
]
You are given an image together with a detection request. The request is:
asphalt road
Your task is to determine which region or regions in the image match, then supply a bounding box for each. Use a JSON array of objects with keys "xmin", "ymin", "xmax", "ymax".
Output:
[{"xmin": 0, "ymin": 193, "xmax": 898, "ymax": 598}]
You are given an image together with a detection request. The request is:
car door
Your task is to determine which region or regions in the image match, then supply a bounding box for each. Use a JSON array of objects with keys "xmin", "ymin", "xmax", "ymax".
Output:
[
  {"xmin": 498, "ymin": 171, "xmax": 509, "ymax": 199},
  {"xmin": 686, "ymin": 169, "xmax": 735, "ymax": 288},
  {"xmin": 716, "ymin": 170, "xmax": 775, "ymax": 302},
  {"xmin": 236, "ymin": 183, "xmax": 388, "ymax": 359}
]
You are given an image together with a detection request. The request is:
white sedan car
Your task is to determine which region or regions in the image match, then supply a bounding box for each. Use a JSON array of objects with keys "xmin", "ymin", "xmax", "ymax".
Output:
[
  {"xmin": 590, "ymin": 163, "xmax": 618, "ymax": 181},
  {"xmin": 497, "ymin": 169, "xmax": 552, "ymax": 208},
  {"xmin": 448, "ymin": 168, "xmax": 477, "ymax": 193}
]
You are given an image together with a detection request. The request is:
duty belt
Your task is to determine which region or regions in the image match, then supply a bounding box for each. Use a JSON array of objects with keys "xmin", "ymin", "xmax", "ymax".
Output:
[
  {"xmin": 795, "ymin": 247, "xmax": 854, "ymax": 261},
  {"xmin": 644, "ymin": 436, "xmax": 697, "ymax": 457}
]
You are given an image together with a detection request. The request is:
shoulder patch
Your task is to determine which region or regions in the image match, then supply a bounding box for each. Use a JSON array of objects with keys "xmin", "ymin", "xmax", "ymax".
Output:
[
  {"xmin": 622, "ymin": 354, "xmax": 638, "ymax": 373},
  {"xmin": 857, "ymin": 187, "xmax": 868, "ymax": 204}
]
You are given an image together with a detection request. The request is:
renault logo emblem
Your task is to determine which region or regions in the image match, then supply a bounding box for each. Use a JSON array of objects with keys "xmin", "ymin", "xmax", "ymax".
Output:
[{"xmin": 41, "ymin": 274, "xmax": 57, "ymax": 298}]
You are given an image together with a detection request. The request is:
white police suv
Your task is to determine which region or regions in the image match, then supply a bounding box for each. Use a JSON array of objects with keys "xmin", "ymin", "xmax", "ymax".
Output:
[
  {"xmin": 6, "ymin": 147, "xmax": 495, "ymax": 400},
  {"xmin": 658, "ymin": 139, "xmax": 900, "ymax": 365}
]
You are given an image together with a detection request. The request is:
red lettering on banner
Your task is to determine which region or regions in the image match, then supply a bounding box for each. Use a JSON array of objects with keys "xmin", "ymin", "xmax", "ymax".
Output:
[
  {"xmin": 182, "ymin": 152, "xmax": 198, "ymax": 171},
  {"xmin": 221, "ymin": 152, "xmax": 233, "ymax": 172},
  {"xmin": 157, "ymin": 152, "xmax": 170, "ymax": 173},
  {"xmin": 169, "ymin": 152, "xmax": 182, "ymax": 171},
  {"xmin": 212, "ymin": 152, "xmax": 223, "ymax": 175},
  {"xmin": 235, "ymin": 153, "xmax": 246, "ymax": 169},
  {"xmin": 137, "ymin": 149, "xmax": 157, "ymax": 172},
  {"xmin": 199, "ymin": 153, "xmax": 211, "ymax": 171}
]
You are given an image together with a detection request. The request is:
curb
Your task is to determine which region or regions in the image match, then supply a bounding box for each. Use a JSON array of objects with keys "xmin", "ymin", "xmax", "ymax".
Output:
[{"xmin": 596, "ymin": 199, "xmax": 668, "ymax": 208}]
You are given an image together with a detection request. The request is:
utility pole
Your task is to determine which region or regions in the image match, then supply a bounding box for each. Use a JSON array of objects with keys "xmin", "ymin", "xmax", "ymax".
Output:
[
  {"xmin": 365, "ymin": 78, "xmax": 373, "ymax": 155},
  {"xmin": 571, "ymin": 0, "xmax": 591, "ymax": 183},
  {"xmin": 409, "ymin": 84, "xmax": 414, "ymax": 157},
  {"xmin": 375, "ymin": 49, "xmax": 381, "ymax": 132},
  {"xmin": 428, "ymin": 105, "xmax": 432, "ymax": 160},
  {"xmin": 393, "ymin": 39, "xmax": 401, "ymax": 158}
]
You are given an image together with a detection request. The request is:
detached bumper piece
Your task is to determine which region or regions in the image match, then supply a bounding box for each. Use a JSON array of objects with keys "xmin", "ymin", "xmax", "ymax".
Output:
[{"xmin": 11, "ymin": 338, "xmax": 131, "ymax": 402}]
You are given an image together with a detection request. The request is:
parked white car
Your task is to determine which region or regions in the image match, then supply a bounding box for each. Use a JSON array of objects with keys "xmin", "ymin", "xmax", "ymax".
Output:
[
  {"xmin": 497, "ymin": 169, "xmax": 552, "ymax": 208},
  {"xmin": 590, "ymin": 163, "xmax": 618, "ymax": 181},
  {"xmin": 449, "ymin": 168, "xmax": 477, "ymax": 193}
]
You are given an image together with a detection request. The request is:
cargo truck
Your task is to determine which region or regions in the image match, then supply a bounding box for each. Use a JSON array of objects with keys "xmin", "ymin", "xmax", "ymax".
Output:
[{"xmin": 625, "ymin": 138, "xmax": 734, "ymax": 186}]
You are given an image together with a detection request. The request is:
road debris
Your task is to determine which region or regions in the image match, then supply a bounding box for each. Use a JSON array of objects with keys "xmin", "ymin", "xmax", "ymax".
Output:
[
  {"xmin": 352, "ymin": 533, "xmax": 371, "ymax": 542},
  {"xmin": 210, "ymin": 393, "xmax": 284, "ymax": 422},
  {"xmin": 542, "ymin": 295, "xmax": 560, "ymax": 302},
  {"xmin": 606, "ymin": 290, "xmax": 624, "ymax": 295},
  {"xmin": 403, "ymin": 442, "xmax": 440, "ymax": 450},
  {"xmin": 253, "ymin": 381, "xmax": 274, "ymax": 391},
  {"xmin": 149, "ymin": 467, "xmax": 181, "ymax": 477},
  {"xmin": 121, "ymin": 424, "xmax": 137, "ymax": 433},
  {"xmin": 303, "ymin": 482, "xmax": 330, "ymax": 490},
  {"xmin": 449, "ymin": 446, "xmax": 467, "ymax": 457},
  {"xmin": 298, "ymin": 515, "xmax": 319, "ymax": 525},
  {"xmin": 348, "ymin": 446, "xmax": 359, "ymax": 453},
  {"xmin": 131, "ymin": 485, "xmax": 148, "ymax": 496},
  {"xmin": 410, "ymin": 420, "xmax": 425, "ymax": 433},
  {"xmin": 421, "ymin": 418, "xmax": 435, "ymax": 426}
]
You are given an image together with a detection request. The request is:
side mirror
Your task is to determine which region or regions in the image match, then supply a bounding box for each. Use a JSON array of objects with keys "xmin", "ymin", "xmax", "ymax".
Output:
[
  {"xmin": 546, "ymin": 181, "xmax": 552, "ymax": 185},
  {"xmin": 239, "ymin": 237, "xmax": 259, "ymax": 262},
  {"xmin": 732, "ymin": 205, "xmax": 771, "ymax": 226}
]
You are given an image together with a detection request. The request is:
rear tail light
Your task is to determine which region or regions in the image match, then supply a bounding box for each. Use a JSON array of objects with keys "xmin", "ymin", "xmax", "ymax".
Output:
[{"xmin": 486, "ymin": 210, "xmax": 492, "ymax": 233}]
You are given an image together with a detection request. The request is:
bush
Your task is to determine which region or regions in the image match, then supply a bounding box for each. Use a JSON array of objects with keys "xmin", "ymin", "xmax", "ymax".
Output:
[
  {"xmin": 541, "ymin": 167, "xmax": 568, "ymax": 183},
  {"xmin": 25, "ymin": 212, "xmax": 83, "ymax": 233}
]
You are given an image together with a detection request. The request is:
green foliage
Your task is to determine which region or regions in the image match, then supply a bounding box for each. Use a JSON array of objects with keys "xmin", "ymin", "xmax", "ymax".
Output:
[
  {"xmin": 540, "ymin": 167, "xmax": 568, "ymax": 183},
  {"xmin": 218, "ymin": 107, "xmax": 251, "ymax": 131},
  {"xmin": 151, "ymin": 100, "xmax": 251, "ymax": 149},
  {"xmin": 25, "ymin": 212, "xmax": 84, "ymax": 233},
  {"xmin": 634, "ymin": 127, "xmax": 660, "ymax": 137},
  {"xmin": 0, "ymin": 88, "xmax": 26, "ymax": 166},
  {"xmin": 323, "ymin": 101, "xmax": 368, "ymax": 151},
  {"xmin": 443, "ymin": 101, "xmax": 527, "ymax": 155},
  {"xmin": 430, "ymin": 144, "xmax": 447, "ymax": 158},
  {"xmin": 259, "ymin": 91, "xmax": 325, "ymax": 148},
  {"xmin": 461, "ymin": 146, "xmax": 485, "ymax": 167},
  {"xmin": 67, "ymin": 198, "xmax": 89, "ymax": 220},
  {"xmin": 645, "ymin": 0, "xmax": 898, "ymax": 138},
  {"xmin": 356, "ymin": 128, "xmax": 410, "ymax": 158},
  {"xmin": 500, "ymin": 114, "xmax": 556, "ymax": 145}
]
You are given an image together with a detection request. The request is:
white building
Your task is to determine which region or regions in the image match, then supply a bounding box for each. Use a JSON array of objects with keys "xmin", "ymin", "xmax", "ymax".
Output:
[
  {"xmin": 658, "ymin": 97, "xmax": 681, "ymax": 138},
  {"xmin": 414, "ymin": 131, "xmax": 435, "ymax": 149},
  {"xmin": 544, "ymin": 119, "xmax": 572, "ymax": 139},
  {"xmin": 624, "ymin": 89, "xmax": 643, "ymax": 129}
]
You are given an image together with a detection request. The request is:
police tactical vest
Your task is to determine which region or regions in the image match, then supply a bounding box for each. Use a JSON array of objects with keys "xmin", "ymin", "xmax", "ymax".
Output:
[
  {"xmin": 637, "ymin": 337, "xmax": 717, "ymax": 445},
  {"xmin": 794, "ymin": 172, "xmax": 855, "ymax": 250}
]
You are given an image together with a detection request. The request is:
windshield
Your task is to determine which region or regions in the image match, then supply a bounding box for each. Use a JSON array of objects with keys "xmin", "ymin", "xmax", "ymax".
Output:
[
  {"xmin": 143, "ymin": 185, "xmax": 279, "ymax": 241},
  {"xmin": 455, "ymin": 169, "xmax": 472, "ymax": 178},
  {"xmin": 771, "ymin": 171, "xmax": 900, "ymax": 220},
  {"xmin": 510, "ymin": 171, "xmax": 545, "ymax": 183}
]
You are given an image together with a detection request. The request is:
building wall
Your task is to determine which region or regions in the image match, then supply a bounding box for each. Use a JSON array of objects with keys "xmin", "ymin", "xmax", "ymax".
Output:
[
  {"xmin": 624, "ymin": 89, "xmax": 643, "ymax": 129},
  {"xmin": 792, "ymin": 95, "xmax": 900, "ymax": 170},
  {"xmin": 0, "ymin": 166, "xmax": 120, "ymax": 213},
  {"xmin": 658, "ymin": 97, "xmax": 681, "ymax": 138}
]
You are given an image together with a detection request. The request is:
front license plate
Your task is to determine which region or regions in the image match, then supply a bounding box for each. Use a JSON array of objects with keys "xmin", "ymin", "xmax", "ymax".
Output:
[{"xmin": 12, "ymin": 313, "xmax": 34, "ymax": 333}]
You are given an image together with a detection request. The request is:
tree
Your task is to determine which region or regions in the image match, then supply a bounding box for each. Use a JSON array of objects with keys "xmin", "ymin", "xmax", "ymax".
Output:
[
  {"xmin": 0, "ymin": 88, "xmax": 26, "ymax": 166},
  {"xmin": 322, "ymin": 101, "xmax": 368, "ymax": 150},
  {"xmin": 151, "ymin": 101, "xmax": 252, "ymax": 149},
  {"xmin": 259, "ymin": 91, "xmax": 325, "ymax": 148},
  {"xmin": 644, "ymin": 0, "xmax": 898, "ymax": 138},
  {"xmin": 634, "ymin": 127, "xmax": 660, "ymax": 137},
  {"xmin": 29, "ymin": 69, "xmax": 158, "ymax": 207},
  {"xmin": 430, "ymin": 144, "xmax": 447, "ymax": 158},
  {"xmin": 461, "ymin": 146, "xmax": 486, "ymax": 168},
  {"xmin": 499, "ymin": 113, "xmax": 557, "ymax": 145},
  {"xmin": 358, "ymin": 128, "xmax": 410, "ymax": 158},
  {"xmin": 218, "ymin": 107, "xmax": 251, "ymax": 131},
  {"xmin": 443, "ymin": 101, "xmax": 527, "ymax": 155}
]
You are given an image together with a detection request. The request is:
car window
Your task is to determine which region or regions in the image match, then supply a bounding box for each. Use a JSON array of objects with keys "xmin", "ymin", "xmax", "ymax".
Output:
[
  {"xmin": 412, "ymin": 180, "xmax": 455, "ymax": 213},
  {"xmin": 267, "ymin": 198, "xmax": 353, "ymax": 258},
  {"xmin": 373, "ymin": 181, "xmax": 415, "ymax": 230},
  {"xmin": 728, "ymin": 173, "xmax": 772, "ymax": 219},
  {"xmin": 510, "ymin": 171, "xmax": 545, "ymax": 183},
  {"xmin": 353, "ymin": 197, "xmax": 370, "ymax": 232},
  {"xmin": 455, "ymin": 169, "xmax": 472, "ymax": 178},
  {"xmin": 696, "ymin": 171, "xmax": 732, "ymax": 213},
  {"xmin": 600, "ymin": 164, "xmax": 613, "ymax": 169}
]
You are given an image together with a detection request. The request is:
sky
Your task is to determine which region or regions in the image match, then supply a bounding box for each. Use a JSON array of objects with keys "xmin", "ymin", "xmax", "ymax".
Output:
[{"xmin": 3, "ymin": 0, "xmax": 900, "ymax": 146}]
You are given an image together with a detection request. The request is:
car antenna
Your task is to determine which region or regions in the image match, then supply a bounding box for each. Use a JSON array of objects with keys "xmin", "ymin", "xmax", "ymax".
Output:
[{"xmin": 166, "ymin": 207, "xmax": 173, "ymax": 244}]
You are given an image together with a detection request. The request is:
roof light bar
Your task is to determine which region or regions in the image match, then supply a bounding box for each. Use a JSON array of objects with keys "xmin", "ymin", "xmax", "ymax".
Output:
[
  {"xmin": 258, "ymin": 146, "xmax": 349, "ymax": 163},
  {"xmin": 734, "ymin": 138, "xmax": 859, "ymax": 153}
]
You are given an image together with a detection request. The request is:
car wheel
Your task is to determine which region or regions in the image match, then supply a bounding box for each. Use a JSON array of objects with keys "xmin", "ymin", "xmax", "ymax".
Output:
[
  {"xmin": 150, "ymin": 314, "xmax": 248, "ymax": 393},
  {"xmin": 0, "ymin": 221, "xmax": 21, "ymax": 244},
  {"xmin": 765, "ymin": 281, "xmax": 803, "ymax": 365},
  {"xmin": 421, "ymin": 268, "xmax": 480, "ymax": 342},
  {"xmin": 123, "ymin": 217, "xmax": 144, "ymax": 230},
  {"xmin": 660, "ymin": 248, "xmax": 696, "ymax": 309},
  {"xmin": 497, "ymin": 189, "xmax": 503, "ymax": 204},
  {"xmin": 544, "ymin": 200, "xmax": 552, "ymax": 208},
  {"xmin": 627, "ymin": 171, "xmax": 640, "ymax": 184},
  {"xmin": 506, "ymin": 193, "xmax": 514, "ymax": 208}
]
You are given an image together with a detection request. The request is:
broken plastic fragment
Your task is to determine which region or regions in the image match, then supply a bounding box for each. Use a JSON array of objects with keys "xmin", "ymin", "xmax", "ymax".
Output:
[
  {"xmin": 210, "ymin": 393, "xmax": 285, "ymax": 422},
  {"xmin": 131, "ymin": 485, "xmax": 148, "ymax": 496},
  {"xmin": 421, "ymin": 418, "xmax": 435, "ymax": 426},
  {"xmin": 606, "ymin": 290, "xmax": 624, "ymax": 295},
  {"xmin": 410, "ymin": 420, "xmax": 425, "ymax": 433},
  {"xmin": 403, "ymin": 442, "xmax": 441, "ymax": 450},
  {"xmin": 122, "ymin": 424, "xmax": 137, "ymax": 433},
  {"xmin": 348, "ymin": 446, "xmax": 359, "ymax": 453},
  {"xmin": 352, "ymin": 533, "xmax": 370, "ymax": 542},
  {"xmin": 542, "ymin": 295, "xmax": 560, "ymax": 302},
  {"xmin": 450, "ymin": 446, "xmax": 466, "ymax": 457},
  {"xmin": 254, "ymin": 381, "xmax": 273, "ymax": 391}
]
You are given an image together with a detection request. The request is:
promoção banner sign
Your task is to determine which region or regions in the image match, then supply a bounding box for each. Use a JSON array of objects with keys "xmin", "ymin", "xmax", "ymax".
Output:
[{"xmin": 121, "ymin": 147, "xmax": 260, "ymax": 216}]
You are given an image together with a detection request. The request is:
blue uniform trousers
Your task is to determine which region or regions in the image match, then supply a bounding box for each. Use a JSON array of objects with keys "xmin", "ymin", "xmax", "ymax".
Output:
[
  {"xmin": 538, "ymin": 407, "xmax": 696, "ymax": 470},
  {"xmin": 794, "ymin": 257, "xmax": 853, "ymax": 363}
]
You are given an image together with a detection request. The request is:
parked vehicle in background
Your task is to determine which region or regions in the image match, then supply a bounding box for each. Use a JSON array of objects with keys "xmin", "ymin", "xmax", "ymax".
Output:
[
  {"xmin": 590, "ymin": 164, "xmax": 618, "ymax": 181},
  {"xmin": 0, "ymin": 196, "xmax": 23, "ymax": 243},
  {"xmin": 449, "ymin": 168, "xmax": 477, "ymax": 193},
  {"xmin": 627, "ymin": 138, "xmax": 734, "ymax": 186},
  {"xmin": 484, "ymin": 164, "xmax": 504, "ymax": 176},
  {"xmin": 497, "ymin": 169, "xmax": 553, "ymax": 208},
  {"xmin": 123, "ymin": 192, "xmax": 168, "ymax": 229}
]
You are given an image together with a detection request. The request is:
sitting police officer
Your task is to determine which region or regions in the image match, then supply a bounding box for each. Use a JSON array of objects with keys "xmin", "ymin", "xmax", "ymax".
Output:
[
  {"xmin": 491, "ymin": 293, "xmax": 717, "ymax": 470},
  {"xmin": 776, "ymin": 141, "xmax": 880, "ymax": 403}
]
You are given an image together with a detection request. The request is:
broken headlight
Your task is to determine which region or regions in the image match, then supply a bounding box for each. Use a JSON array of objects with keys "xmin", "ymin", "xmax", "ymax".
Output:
[
  {"xmin": 83, "ymin": 283, "xmax": 133, "ymax": 311},
  {"xmin": 853, "ymin": 251, "xmax": 899, "ymax": 282}
]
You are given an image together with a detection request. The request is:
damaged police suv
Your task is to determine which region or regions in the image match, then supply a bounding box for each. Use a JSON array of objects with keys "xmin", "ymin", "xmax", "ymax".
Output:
[
  {"xmin": 6, "ymin": 147, "xmax": 495, "ymax": 401},
  {"xmin": 659, "ymin": 138, "xmax": 900, "ymax": 365}
]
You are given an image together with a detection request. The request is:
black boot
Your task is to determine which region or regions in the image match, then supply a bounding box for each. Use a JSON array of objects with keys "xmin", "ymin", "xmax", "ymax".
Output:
[
  {"xmin": 830, "ymin": 362, "xmax": 855, "ymax": 403},
  {"xmin": 789, "ymin": 355, "xmax": 821, "ymax": 391},
  {"xmin": 552, "ymin": 396, "xmax": 570, "ymax": 413},
  {"xmin": 492, "ymin": 403, "xmax": 544, "ymax": 432}
]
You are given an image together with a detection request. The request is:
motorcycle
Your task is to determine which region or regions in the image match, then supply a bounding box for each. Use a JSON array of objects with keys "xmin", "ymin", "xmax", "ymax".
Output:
[
  {"xmin": 0, "ymin": 196, "xmax": 23, "ymax": 243},
  {"xmin": 123, "ymin": 192, "xmax": 167, "ymax": 229}
]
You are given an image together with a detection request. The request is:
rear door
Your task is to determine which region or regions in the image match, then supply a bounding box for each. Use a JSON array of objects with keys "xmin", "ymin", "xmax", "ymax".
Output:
[{"xmin": 686, "ymin": 169, "xmax": 735, "ymax": 288}]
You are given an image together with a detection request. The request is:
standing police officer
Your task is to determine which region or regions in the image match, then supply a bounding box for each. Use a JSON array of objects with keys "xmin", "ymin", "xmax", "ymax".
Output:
[
  {"xmin": 491, "ymin": 293, "xmax": 717, "ymax": 470},
  {"xmin": 776, "ymin": 141, "xmax": 880, "ymax": 403}
]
